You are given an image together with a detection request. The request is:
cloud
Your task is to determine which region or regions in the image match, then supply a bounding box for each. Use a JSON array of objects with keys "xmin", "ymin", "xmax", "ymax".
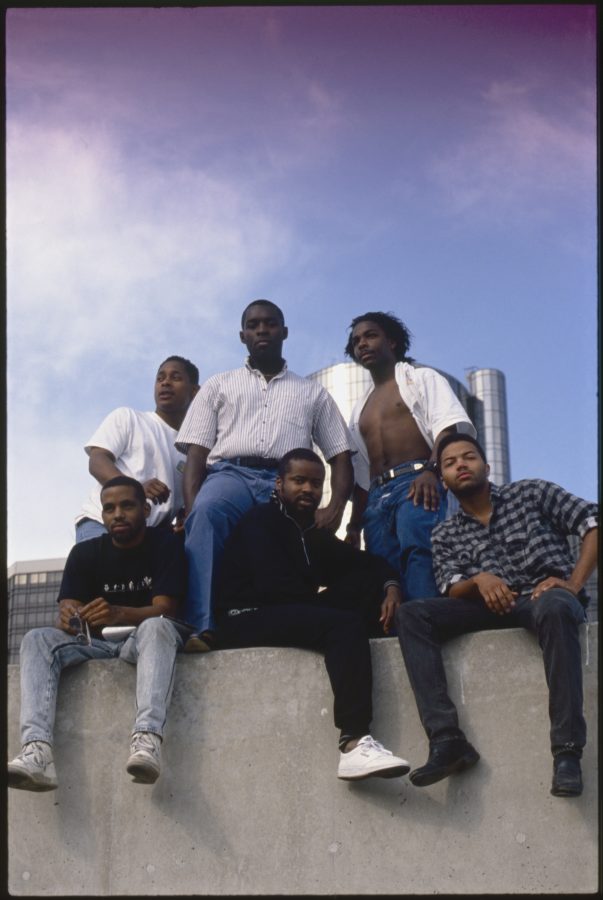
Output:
[
  {"xmin": 7, "ymin": 115, "xmax": 293, "ymax": 393},
  {"xmin": 6, "ymin": 108, "xmax": 296, "ymax": 563},
  {"xmin": 427, "ymin": 78, "xmax": 596, "ymax": 224}
]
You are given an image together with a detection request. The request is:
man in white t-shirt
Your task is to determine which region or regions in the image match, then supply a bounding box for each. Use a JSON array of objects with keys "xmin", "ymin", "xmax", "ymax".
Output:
[{"xmin": 75, "ymin": 356, "xmax": 199, "ymax": 542}]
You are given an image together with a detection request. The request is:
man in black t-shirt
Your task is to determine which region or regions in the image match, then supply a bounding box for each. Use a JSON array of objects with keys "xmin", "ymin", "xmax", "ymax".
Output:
[{"xmin": 8, "ymin": 476, "xmax": 189, "ymax": 791}]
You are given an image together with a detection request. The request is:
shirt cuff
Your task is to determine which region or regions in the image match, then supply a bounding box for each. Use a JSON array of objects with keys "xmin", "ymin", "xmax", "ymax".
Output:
[
  {"xmin": 440, "ymin": 573, "xmax": 465, "ymax": 594},
  {"xmin": 578, "ymin": 516, "xmax": 598, "ymax": 538},
  {"xmin": 383, "ymin": 580, "xmax": 401, "ymax": 592}
]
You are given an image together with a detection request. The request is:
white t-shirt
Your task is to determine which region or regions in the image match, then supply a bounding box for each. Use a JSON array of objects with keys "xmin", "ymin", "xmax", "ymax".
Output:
[{"xmin": 76, "ymin": 408, "xmax": 185, "ymax": 527}]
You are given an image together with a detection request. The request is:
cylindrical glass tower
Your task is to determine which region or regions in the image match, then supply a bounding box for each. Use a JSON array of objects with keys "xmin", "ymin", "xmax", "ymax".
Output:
[{"xmin": 465, "ymin": 368, "xmax": 511, "ymax": 485}]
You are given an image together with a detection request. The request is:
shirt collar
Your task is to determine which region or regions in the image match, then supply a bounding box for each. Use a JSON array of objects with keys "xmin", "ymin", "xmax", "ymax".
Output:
[
  {"xmin": 272, "ymin": 490, "xmax": 316, "ymax": 534},
  {"xmin": 245, "ymin": 358, "xmax": 288, "ymax": 379},
  {"xmin": 456, "ymin": 481, "xmax": 499, "ymax": 522}
]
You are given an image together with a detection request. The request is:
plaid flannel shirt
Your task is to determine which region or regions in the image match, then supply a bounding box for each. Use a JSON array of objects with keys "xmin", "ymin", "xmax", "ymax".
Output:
[{"xmin": 431, "ymin": 479, "xmax": 598, "ymax": 604}]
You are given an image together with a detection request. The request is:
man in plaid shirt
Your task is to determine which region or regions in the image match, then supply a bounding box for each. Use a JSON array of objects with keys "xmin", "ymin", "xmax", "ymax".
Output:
[{"xmin": 396, "ymin": 433, "xmax": 597, "ymax": 798}]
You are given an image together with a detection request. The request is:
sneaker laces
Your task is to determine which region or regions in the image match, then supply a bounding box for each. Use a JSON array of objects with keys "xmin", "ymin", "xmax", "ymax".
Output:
[
  {"xmin": 357, "ymin": 735, "xmax": 392, "ymax": 756},
  {"xmin": 21, "ymin": 741, "xmax": 52, "ymax": 766},
  {"xmin": 130, "ymin": 732, "xmax": 160, "ymax": 756}
]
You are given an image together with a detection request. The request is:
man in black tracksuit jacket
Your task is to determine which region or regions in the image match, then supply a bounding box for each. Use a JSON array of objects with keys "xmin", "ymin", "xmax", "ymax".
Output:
[{"xmin": 214, "ymin": 447, "xmax": 410, "ymax": 782}]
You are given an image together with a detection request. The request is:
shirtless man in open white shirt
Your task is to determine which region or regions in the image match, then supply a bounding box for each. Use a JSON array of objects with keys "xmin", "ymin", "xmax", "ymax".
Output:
[
  {"xmin": 175, "ymin": 299, "xmax": 353, "ymax": 650},
  {"xmin": 344, "ymin": 312, "xmax": 475, "ymax": 604}
]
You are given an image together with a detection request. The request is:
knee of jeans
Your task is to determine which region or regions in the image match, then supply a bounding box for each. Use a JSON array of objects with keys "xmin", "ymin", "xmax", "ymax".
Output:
[
  {"xmin": 136, "ymin": 617, "xmax": 171, "ymax": 640},
  {"xmin": 20, "ymin": 626, "xmax": 60, "ymax": 655},
  {"xmin": 396, "ymin": 599, "xmax": 428, "ymax": 631},
  {"xmin": 533, "ymin": 588, "xmax": 581, "ymax": 624}
]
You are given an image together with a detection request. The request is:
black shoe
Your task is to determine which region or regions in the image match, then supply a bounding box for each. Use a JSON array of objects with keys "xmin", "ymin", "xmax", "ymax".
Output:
[
  {"xmin": 551, "ymin": 754, "xmax": 583, "ymax": 797},
  {"xmin": 410, "ymin": 738, "xmax": 480, "ymax": 787}
]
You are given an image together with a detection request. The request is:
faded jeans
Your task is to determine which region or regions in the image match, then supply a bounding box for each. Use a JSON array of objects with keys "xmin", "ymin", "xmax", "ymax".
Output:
[
  {"xmin": 184, "ymin": 462, "xmax": 277, "ymax": 633},
  {"xmin": 75, "ymin": 518, "xmax": 108, "ymax": 543},
  {"xmin": 396, "ymin": 587, "xmax": 587, "ymax": 756},
  {"xmin": 363, "ymin": 467, "xmax": 447, "ymax": 602},
  {"xmin": 19, "ymin": 617, "xmax": 184, "ymax": 746}
]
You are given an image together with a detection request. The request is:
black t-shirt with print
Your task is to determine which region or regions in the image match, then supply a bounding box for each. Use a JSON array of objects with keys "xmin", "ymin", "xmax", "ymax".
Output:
[{"xmin": 58, "ymin": 528, "xmax": 187, "ymax": 609}]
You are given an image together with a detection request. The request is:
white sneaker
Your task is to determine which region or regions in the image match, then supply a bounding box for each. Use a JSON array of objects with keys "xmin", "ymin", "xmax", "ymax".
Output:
[
  {"xmin": 337, "ymin": 735, "xmax": 410, "ymax": 781},
  {"xmin": 8, "ymin": 741, "xmax": 58, "ymax": 791},
  {"xmin": 126, "ymin": 732, "xmax": 162, "ymax": 783}
]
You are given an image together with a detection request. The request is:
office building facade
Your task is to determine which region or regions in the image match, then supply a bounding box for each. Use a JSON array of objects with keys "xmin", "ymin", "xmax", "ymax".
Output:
[{"xmin": 7, "ymin": 558, "xmax": 66, "ymax": 664}]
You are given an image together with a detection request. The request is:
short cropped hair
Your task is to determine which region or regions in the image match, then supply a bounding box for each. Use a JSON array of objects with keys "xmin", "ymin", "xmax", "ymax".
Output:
[
  {"xmin": 158, "ymin": 355, "xmax": 199, "ymax": 386},
  {"xmin": 344, "ymin": 311, "xmax": 413, "ymax": 362},
  {"xmin": 436, "ymin": 433, "xmax": 487, "ymax": 470},
  {"xmin": 241, "ymin": 299, "xmax": 285, "ymax": 328},
  {"xmin": 100, "ymin": 475, "xmax": 147, "ymax": 506},
  {"xmin": 277, "ymin": 448, "xmax": 326, "ymax": 479}
]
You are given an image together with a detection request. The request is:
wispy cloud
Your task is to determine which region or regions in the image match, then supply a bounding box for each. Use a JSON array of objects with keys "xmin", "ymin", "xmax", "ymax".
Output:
[
  {"xmin": 7, "ymin": 116, "xmax": 293, "ymax": 389},
  {"xmin": 428, "ymin": 78, "xmax": 596, "ymax": 225}
]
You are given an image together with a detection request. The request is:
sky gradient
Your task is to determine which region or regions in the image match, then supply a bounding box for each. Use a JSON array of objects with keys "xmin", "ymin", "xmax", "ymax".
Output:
[{"xmin": 6, "ymin": 5, "xmax": 597, "ymax": 565}]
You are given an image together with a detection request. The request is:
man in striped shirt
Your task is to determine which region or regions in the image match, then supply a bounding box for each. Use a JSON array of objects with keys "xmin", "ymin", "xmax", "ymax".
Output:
[
  {"xmin": 396, "ymin": 434, "xmax": 597, "ymax": 798},
  {"xmin": 175, "ymin": 299, "xmax": 353, "ymax": 649}
]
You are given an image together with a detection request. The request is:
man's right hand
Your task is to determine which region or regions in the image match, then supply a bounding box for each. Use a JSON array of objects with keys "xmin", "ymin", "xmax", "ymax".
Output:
[
  {"xmin": 142, "ymin": 478, "xmax": 171, "ymax": 505},
  {"xmin": 473, "ymin": 573, "xmax": 518, "ymax": 615},
  {"xmin": 57, "ymin": 599, "xmax": 84, "ymax": 633}
]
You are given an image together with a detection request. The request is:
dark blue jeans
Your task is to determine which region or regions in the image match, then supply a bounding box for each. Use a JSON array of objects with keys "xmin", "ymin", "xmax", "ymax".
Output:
[
  {"xmin": 396, "ymin": 588, "xmax": 587, "ymax": 757},
  {"xmin": 363, "ymin": 467, "xmax": 447, "ymax": 602}
]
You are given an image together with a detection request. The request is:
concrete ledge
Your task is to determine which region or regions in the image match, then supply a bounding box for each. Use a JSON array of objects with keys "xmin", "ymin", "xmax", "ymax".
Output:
[{"xmin": 8, "ymin": 624, "xmax": 598, "ymax": 895}]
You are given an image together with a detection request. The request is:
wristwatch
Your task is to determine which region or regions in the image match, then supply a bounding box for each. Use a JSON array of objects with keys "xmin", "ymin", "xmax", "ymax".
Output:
[{"xmin": 423, "ymin": 460, "xmax": 438, "ymax": 473}]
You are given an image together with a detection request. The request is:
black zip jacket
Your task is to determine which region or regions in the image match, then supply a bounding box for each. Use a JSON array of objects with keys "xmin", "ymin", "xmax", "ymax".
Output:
[{"xmin": 215, "ymin": 496, "xmax": 399, "ymax": 611}]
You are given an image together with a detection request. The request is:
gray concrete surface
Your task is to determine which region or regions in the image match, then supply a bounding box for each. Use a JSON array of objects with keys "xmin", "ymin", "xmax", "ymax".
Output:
[{"xmin": 7, "ymin": 624, "xmax": 598, "ymax": 895}]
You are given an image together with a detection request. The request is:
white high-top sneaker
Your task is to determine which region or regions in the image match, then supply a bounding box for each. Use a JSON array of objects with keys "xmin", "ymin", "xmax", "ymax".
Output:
[
  {"xmin": 8, "ymin": 741, "xmax": 58, "ymax": 791},
  {"xmin": 126, "ymin": 732, "xmax": 162, "ymax": 783}
]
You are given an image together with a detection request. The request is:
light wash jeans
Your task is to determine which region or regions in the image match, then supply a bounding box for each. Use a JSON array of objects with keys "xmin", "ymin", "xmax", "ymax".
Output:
[
  {"xmin": 75, "ymin": 518, "xmax": 108, "ymax": 543},
  {"xmin": 19, "ymin": 617, "xmax": 184, "ymax": 746},
  {"xmin": 184, "ymin": 461, "xmax": 277, "ymax": 633},
  {"xmin": 363, "ymin": 465, "xmax": 447, "ymax": 603}
]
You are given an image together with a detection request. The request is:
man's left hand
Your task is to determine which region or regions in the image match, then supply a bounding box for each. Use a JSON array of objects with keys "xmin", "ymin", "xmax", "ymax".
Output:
[
  {"xmin": 407, "ymin": 470, "xmax": 440, "ymax": 510},
  {"xmin": 531, "ymin": 577, "xmax": 577, "ymax": 601}
]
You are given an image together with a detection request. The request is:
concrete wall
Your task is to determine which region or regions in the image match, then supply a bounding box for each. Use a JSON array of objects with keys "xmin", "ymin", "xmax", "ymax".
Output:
[{"xmin": 8, "ymin": 625, "xmax": 598, "ymax": 895}]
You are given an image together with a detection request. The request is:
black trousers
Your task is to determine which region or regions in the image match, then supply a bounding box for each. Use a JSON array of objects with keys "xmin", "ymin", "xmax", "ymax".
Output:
[
  {"xmin": 396, "ymin": 588, "xmax": 587, "ymax": 756},
  {"xmin": 216, "ymin": 575, "xmax": 385, "ymax": 738}
]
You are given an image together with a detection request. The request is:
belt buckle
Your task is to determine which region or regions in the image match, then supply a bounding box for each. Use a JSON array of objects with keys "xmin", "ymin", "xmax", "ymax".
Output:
[
  {"xmin": 381, "ymin": 468, "xmax": 396, "ymax": 484},
  {"xmin": 413, "ymin": 462, "xmax": 425, "ymax": 472}
]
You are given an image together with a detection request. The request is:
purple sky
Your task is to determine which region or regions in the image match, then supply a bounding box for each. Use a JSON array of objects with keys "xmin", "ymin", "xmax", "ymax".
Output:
[{"xmin": 6, "ymin": 5, "xmax": 597, "ymax": 564}]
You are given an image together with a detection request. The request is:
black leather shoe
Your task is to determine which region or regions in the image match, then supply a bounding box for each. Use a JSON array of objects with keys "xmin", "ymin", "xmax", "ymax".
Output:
[
  {"xmin": 410, "ymin": 738, "xmax": 480, "ymax": 787},
  {"xmin": 551, "ymin": 754, "xmax": 583, "ymax": 797}
]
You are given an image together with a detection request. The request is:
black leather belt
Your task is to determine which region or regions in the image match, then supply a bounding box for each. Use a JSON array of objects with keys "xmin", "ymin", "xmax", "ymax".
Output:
[
  {"xmin": 371, "ymin": 460, "xmax": 428, "ymax": 489},
  {"xmin": 226, "ymin": 456, "xmax": 280, "ymax": 469}
]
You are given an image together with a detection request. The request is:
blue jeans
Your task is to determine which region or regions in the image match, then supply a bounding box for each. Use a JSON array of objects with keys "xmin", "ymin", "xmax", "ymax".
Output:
[
  {"xmin": 363, "ymin": 467, "xmax": 446, "ymax": 602},
  {"xmin": 19, "ymin": 617, "xmax": 184, "ymax": 745},
  {"xmin": 184, "ymin": 462, "xmax": 277, "ymax": 633},
  {"xmin": 75, "ymin": 518, "xmax": 107, "ymax": 543},
  {"xmin": 396, "ymin": 588, "xmax": 587, "ymax": 756}
]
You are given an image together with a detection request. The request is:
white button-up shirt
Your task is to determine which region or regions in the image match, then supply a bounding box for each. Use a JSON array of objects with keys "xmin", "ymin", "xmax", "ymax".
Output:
[
  {"xmin": 176, "ymin": 360, "xmax": 352, "ymax": 465},
  {"xmin": 348, "ymin": 362, "xmax": 476, "ymax": 490}
]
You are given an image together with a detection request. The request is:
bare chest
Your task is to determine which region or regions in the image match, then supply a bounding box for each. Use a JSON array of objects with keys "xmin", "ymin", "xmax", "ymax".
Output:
[{"xmin": 359, "ymin": 382, "xmax": 413, "ymax": 434}]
